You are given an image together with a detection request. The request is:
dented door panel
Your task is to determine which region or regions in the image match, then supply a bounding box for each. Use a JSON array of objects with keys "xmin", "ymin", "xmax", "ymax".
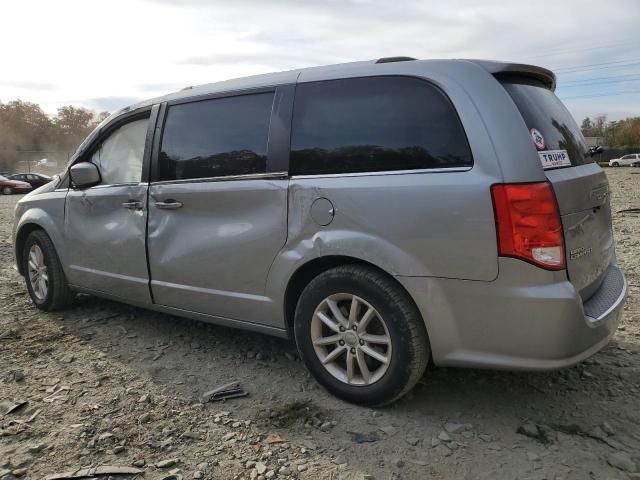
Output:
[
  {"xmin": 147, "ymin": 179, "xmax": 288, "ymax": 324},
  {"xmin": 65, "ymin": 184, "xmax": 151, "ymax": 303}
]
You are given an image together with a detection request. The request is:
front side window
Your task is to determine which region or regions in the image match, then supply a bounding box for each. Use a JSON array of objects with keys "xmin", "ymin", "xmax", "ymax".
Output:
[
  {"xmin": 158, "ymin": 93, "xmax": 274, "ymax": 181},
  {"xmin": 90, "ymin": 118, "xmax": 149, "ymax": 185},
  {"xmin": 290, "ymin": 76, "xmax": 473, "ymax": 175}
]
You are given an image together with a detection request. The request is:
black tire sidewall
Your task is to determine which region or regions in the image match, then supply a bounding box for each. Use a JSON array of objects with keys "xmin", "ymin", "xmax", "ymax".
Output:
[
  {"xmin": 23, "ymin": 233, "xmax": 55, "ymax": 309},
  {"xmin": 294, "ymin": 268, "xmax": 422, "ymax": 406}
]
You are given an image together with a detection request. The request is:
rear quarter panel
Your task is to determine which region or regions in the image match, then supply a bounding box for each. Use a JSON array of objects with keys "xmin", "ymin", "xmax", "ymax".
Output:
[{"xmin": 266, "ymin": 61, "xmax": 510, "ymax": 326}]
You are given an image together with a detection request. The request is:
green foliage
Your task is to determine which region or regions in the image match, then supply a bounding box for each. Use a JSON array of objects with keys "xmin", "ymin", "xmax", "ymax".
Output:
[{"xmin": 0, "ymin": 100, "xmax": 106, "ymax": 171}]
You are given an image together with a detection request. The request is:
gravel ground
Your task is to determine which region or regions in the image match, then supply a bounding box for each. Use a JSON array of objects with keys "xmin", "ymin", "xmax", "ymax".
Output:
[{"xmin": 1, "ymin": 168, "xmax": 639, "ymax": 480}]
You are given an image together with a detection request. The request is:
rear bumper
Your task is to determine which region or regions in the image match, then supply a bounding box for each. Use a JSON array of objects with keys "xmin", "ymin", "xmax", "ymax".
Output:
[{"xmin": 398, "ymin": 258, "xmax": 627, "ymax": 371}]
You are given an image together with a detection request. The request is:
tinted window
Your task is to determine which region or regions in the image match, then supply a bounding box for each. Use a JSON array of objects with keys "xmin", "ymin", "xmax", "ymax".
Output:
[
  {"xmin": 290, "ymin": 76, "xmax": 472, "ymax": 175},
  {"xmin": 159, "ymin": 93, "xmax": 274, "ymax": 181},
  {"xmin": 500, "ymin": 79, "xmax": 592, "ymax": 167},
  {"xmin": 90, "ymin": 118, "xmax": 149, "ymax": 185}
]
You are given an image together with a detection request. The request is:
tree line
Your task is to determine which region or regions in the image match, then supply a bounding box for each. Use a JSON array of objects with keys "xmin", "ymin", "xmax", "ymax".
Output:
[
  {"xmin": 0, "ymin": 100, "xmax": 108, "ymax": 172},
  {"xmin": 581, "ymin": 116, "xmax": 640, "ymax": 148},
  {"xmin": 1, "ymin": 98, "xmax": 638, "ymax": 173}
]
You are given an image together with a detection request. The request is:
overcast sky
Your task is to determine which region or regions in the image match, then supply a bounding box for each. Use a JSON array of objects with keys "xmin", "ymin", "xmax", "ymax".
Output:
[{"xmin": 1, "ymin": 0, "xmax": 639, "ymax": 122}]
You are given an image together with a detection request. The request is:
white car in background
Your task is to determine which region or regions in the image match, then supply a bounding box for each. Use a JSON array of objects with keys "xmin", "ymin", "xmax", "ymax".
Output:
[{"xmin": 609, "ymin": 153, "xmax": 640, "ymax": 167}]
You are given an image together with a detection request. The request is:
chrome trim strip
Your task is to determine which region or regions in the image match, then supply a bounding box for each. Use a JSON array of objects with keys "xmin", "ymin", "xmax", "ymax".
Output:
[
  {"xmin": 150, "ymin": 171, "xmax": 288, "ymax": 185},
  {"xmin": 585, "ymin": 267, "xmax": 628, "ymax": 327},
  {"xmin": 290, "ymin": 167, "xmax": 471, "ymax": 180},
  {"xmin": 151, "ymin": 279, "xmax": 271, "ymax": 303}
]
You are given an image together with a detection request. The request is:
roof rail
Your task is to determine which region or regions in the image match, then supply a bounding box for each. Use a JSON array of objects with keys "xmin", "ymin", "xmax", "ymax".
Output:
[{"xmin": 375, "ymin": 56, "xmax": 417, "ymax": 64}]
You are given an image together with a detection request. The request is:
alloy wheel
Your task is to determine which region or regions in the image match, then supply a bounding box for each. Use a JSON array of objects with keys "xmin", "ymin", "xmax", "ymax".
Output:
[
  {"xmin": 28, "ymin": 244, "xmax": 49, "ymax": 301},
  {"xmin": 310, "ymin": 293, "xmax": 392, "ymax": 386}
]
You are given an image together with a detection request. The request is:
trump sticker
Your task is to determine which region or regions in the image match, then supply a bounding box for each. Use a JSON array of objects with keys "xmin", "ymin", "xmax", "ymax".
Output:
[{"xmin": 539, "ymin": 149, "xmax": 571, "ymax": 169}]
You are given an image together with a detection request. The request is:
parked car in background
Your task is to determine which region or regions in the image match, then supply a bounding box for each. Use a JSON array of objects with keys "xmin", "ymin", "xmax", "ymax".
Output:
[
  {"xmin": 609, "ymin": 153, "xmax": 640, "ymax": 167},
  {"xmin": 8, "ymin": 173, "xmax": 52, "ymax": 189},
  {"xmin": 0, "ymin": 175, "xmax": 32, "ymax": 195},
  {"xmin": 12, "ymin": 58, "xmax": 627, "ymax": 406}
]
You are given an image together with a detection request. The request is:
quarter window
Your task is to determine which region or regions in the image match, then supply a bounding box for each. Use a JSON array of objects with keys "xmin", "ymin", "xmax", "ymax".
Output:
[
  {"xmin": 90, "ymin": 118, "xmax": 149, "ymax": 185},
  {"xmin": 158, "ymin": 93, "xmax": 274, "ymax": 181},
  {"xmin": 290, "ymin": 76, "xmax": 472, "ymax": 175}
]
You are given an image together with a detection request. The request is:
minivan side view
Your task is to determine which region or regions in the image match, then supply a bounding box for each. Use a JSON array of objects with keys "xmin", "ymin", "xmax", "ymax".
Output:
[{"xmin": 13, "ymin": 58, "xmax": 627, "ymax": 406}]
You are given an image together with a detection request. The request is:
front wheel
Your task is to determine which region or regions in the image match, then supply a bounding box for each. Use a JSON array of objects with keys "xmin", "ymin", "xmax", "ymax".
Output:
[
  {"xmin": 612, "ymin": 162, "xmax": 620, "ymax": 167},
  {"xmin": 22, "ymin": 230, "xmax": 75, "ymax": 311},
  {"xmin": 294, "ymin": 265, "xmax": 430, "ymax": 406},
  {"xmin": 2, "ymin": 186, "xmax": 13, "ymax": 195}
]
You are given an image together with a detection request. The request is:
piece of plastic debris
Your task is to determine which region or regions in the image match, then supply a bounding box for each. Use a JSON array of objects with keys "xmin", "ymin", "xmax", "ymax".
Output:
[
  {"xmin": 201, "ymin": 381, "xmax": 248, "ymax": 403},
  {"xmin": 44, "ymin": 465, "xmax": 144, "ymax": 479}
]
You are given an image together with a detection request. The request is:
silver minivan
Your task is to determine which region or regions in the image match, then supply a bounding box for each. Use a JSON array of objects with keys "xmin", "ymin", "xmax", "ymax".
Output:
[{"xmin": 13, "ymin": 58, "xmax": 627, "ymax": 405}]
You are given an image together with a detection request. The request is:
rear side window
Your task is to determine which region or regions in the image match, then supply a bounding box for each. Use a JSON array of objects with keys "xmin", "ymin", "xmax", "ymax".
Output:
[
  {"xmin": 290, "ymin": 76, "xmax": 472, "ymax": 175},
  {"xmin": 159, "ymin": 93, "xmax": 274, "ymax": 181},
  {"xmin": 500, "ymin": 79, "xmax": 592, "ymax": 167}
]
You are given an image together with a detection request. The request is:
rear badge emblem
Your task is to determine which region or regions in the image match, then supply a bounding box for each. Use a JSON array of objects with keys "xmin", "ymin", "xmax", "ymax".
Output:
[
  {"xmin": 530, "ymin": 128, "xmax": 546, "ymax": 150},
  {"xmin": 569, "ymin": 246, "xmax": 592, "ymax": 260}
]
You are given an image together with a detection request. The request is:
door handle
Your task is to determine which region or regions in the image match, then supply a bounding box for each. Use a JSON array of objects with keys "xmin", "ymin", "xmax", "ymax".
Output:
[
  {"xmin": 155, "ymin": 199, "xmax": 183, "ymax": 210},
  {"xmin": 121, "ymin": 200, "xmax": 143, "ymax": 210}
]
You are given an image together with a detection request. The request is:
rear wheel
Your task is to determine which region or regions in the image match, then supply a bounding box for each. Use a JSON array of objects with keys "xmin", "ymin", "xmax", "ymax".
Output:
[
  {"xmin": 2, "ymin": 186, "xmax": 13, "ymax": 195},
  {"xmin": 294, "ymin": 265, "xmax": 429, "ymax": 406},
  {"xmin": 22, "ymin": 230, "xmax": 75, "ymax": 311}
]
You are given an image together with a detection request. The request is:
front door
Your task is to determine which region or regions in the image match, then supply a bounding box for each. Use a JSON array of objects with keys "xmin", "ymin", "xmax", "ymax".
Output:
[
  {"xmin": 147, "ymin": 91, "xmax": 289, "ymax": 325},
  {"xmin": 65, "ymin": 111, "xmax": 153, "ymax": 304}
]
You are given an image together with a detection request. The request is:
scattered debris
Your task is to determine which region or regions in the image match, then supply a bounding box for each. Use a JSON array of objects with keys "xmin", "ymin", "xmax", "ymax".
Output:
[
  {"xmin": 156, "ymin": 458, "xmax": 178, "ymax": 468},
  {"xmin": 0, "ymin": 328, "xmax": 15, "ymax": 340},
  {"xmin": 44, "ymin": 465, "xmax": 144, "ymax": 480},
  {"xmin": 443, "ymin": 422, "xmax": 472, "ymax": 434},
  {"xmin": 264, "ymin": 434, "xmax": 287, "ymax": 445},
  {"xmin": 517, "ymin": 423, "xmax": 551, "ymax": 444},
  {"xmin": 0, "ymin": 399, "xmax": 27, "ymax": 415},
  {"xmin": 201, "ymin": 381, "xmax": 248, "ymax": 403}
]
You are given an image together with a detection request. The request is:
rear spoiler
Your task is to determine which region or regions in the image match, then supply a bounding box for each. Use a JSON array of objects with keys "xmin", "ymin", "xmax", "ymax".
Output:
[{"xmin": 464, "ymin": 60, "xmax": 556, "ymax": 91}]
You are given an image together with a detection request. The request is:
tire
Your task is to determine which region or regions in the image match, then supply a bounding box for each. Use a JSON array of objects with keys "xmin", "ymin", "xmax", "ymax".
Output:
[
  {"xmin": 294, "ymin": 264, "xmax": 430, "ymax": 406},
  {"xmin": 2, "ymin": 186, "xmax": 13, "ymax": 195},
  {"xmin": 612, "ymin": 162, "xmax": 619, "ymax": 167},
  {"xmin": 22, "ymin": 230, "xmax": 75, "ymax": 311}
]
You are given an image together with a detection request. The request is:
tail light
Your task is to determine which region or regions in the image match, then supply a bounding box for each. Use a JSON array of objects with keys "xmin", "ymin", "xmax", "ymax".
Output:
[{"xmin": 491, "ymin": 182, "xmax": 565, "ymax": 270}]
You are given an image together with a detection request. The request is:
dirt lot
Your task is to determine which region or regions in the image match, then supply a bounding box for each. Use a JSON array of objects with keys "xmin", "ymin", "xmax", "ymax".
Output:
[{"xmin": 1, "ymin": 168, "xmax": 639, "ymax": 480}]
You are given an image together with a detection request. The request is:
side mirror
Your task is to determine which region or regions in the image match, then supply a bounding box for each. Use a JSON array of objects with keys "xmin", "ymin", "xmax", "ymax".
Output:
[{"xmin": 69, "ymin": 162, "xmax": 101, "ymax": 188}]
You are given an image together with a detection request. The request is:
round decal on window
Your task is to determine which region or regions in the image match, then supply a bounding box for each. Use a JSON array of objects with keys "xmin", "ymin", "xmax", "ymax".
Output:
[{"xmin": 530, "ymin": 128, "xmax": 545, "ymax": 150}]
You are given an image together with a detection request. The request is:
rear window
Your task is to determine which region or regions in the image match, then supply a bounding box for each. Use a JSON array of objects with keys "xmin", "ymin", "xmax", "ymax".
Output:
[
  {"xmin": 290, "ymin": 76, "xmax": 472, "ymax": 175},
  {"xmin": 500, "ymin": 78, "xmax": 592, "ymax": 167}
]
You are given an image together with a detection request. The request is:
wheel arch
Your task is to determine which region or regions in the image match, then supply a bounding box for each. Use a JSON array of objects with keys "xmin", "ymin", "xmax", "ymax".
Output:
[
  {"xmin": 282, "ymin": 255, "xmax": 425, "ymax": 339},
  {"xmin": 15, "ymin": 222, "xmax": 46, "ymax": 276}
]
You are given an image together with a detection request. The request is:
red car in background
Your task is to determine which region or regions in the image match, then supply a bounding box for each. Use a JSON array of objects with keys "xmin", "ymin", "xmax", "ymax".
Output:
[{"xmin": 0, "ymin": 174, "xmax": 32, "ymax": 195}]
